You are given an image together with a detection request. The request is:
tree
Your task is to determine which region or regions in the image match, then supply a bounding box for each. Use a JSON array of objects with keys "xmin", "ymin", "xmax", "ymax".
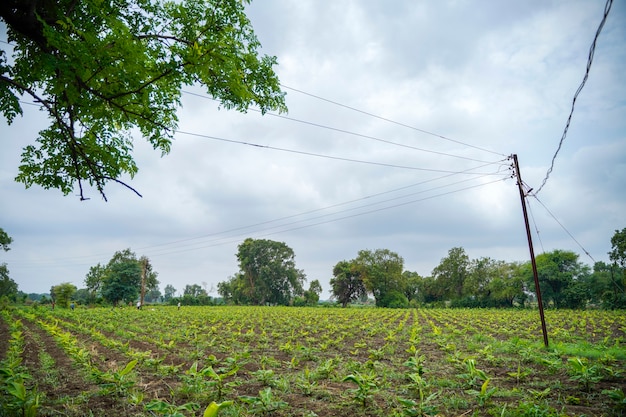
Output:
[
  {"xmin": 303, "ymin": 279, "xmax": 322, "ymax": 306},
  {"xmin": 84, "ymin": 262, "xmax": 107, "ymax": 300},
  {"xmin": 0, "ymin": 264, "xmax": 18, "ymax": 301},
  {"xmin": 183, "ymin": 284, "xmax": 207, "ymax": 298},
  {"xmin": 89, "ymin": 249, "xmax": 158, "ymax": 305},
  {"xmin": 355, "ymin": 249, "xmax": 406, "ymax": 308},
  {"xmin": 0, "ymin": 227, "xmax": 12, "ymax": 251},
  {"xmin": 0, "ymin": 228, "xmax": 18, "ymax": 301},
  {"xmin": 102, "ymin": 260, "xmax": 142, "ymax": 305},
  {"xmin": 221, "ymin": 238, "xmax": 305, "ymax": 305},
  {"xmin": 163, "ymin": 284, "xmax": 177, "ymax": 301},
  {"xmin": 0, "ymin": 0, "xmax": 286, "ymax": 200},
  {"xmin": 522, "ymin": 250, "xmax": 589, "ymax": 309},
  {"xmin": 330, "ymin": 260, "xmax": 367, "ymax": 308},
  {"xmin": 590, "ymin": 261, "xmax": 626, "ymax": 309},
  {"xmin": 609, "ymin": 228, "xmax": 626, "ymax": 268},
  {"xmin": 402, "ymin": 271, "xmax": 422, "ymax": 305},
  {"xmin": 101, "ymin": 249, "xmax": 142, "ymax": 305},
  {"xmin": 431, "ymin": 247, "xmax": 470, "ymax": 301},
  {"xmin": 51, "ymin": 282, "xmax": 77, "ymax": 308}
]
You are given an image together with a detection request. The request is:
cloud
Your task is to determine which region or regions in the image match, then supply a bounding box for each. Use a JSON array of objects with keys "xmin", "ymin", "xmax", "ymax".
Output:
[{"xmin": 1, "ymin": 0, "xmax": 624, "ymax": 297}]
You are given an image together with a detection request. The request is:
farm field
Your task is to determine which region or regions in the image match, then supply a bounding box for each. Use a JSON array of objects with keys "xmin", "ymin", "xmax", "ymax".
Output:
[{"xmin": 1, "ymin": 306, "xmax": 625, "ymax": 417}]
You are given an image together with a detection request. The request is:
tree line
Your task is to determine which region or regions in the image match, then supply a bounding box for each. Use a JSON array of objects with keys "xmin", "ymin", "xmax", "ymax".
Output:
[{"xmin": 1, "ymin": 228, "xmax": 625, "ymax": 310}]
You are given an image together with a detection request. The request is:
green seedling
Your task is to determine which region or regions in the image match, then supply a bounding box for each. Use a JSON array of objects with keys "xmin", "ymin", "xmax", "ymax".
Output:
[
  {"xmin": 240, "ymin": 387, "xmax": 288, "ymax": 415},
  {"xmin": 343, "ymin": 371, "xmax": 380, "ymax": 407},
  {"xmin": 568, "ymin": 357, "xmax": 602, "ymax": 391}
]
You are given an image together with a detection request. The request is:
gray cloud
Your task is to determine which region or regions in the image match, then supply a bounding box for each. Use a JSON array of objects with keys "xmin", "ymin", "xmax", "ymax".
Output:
[{"xmin": 1, "ymin": 0, "xmax": 624, "ymax": 297}]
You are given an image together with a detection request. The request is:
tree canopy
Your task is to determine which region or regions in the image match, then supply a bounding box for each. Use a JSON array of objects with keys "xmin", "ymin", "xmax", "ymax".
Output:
[
  {"xmin": 218, "ymin": 238, "xmax": 305, "ymax": 305},
  {"xmin": 84, "ymin": 248, "xmax": 159, "ymax": 305},
  {"xmin": 0, "ymin": 0, "xmax": 286, "ymax": 200}
]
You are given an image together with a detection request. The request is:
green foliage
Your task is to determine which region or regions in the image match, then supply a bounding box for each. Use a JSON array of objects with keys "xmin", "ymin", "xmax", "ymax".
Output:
[
  {"xmin": 355, "ymin": 248, "xmax": 405, "ymax": 307},
  {"xmin": 0, "ymin": 264, "xmax": 18, "ymax": 301},
  {"xmin": 219, "ymin": 238, "xmax": 305, "ymax": 305},
  {"xmin": 0, "ymin": 315, "xmax": 41, "ymax": 417},
  {"xmin": 330, "ymin": 260, "xmax": 367, "ymax": 307},
  {"xmin": 51, "ymin": 282, "xmax": 77, "ymax": 308},
  {"xmin": 343, "ymin": 371, "xmax": 380, "ymax": 407},
  {"xmin": 0, "ymin": 227, "xmax": 12, "ymax": 251},
  {"xmin": 567, "ymin": 357, "xmax": 602, "ymax": 391},
  {"xmin": 95, "ymin": 359, "xmax": 138, "ymax": 396},
  {"xmin": 240, "ymin": 387, "xmax": 288, "ymax": 415},
  {"xmin": 431, "ymin": 247, "xmax": 470, "ymax": 300},
  {"xmin": 1, "ymin": 0, "xmax": 286, "ymax": 199}
]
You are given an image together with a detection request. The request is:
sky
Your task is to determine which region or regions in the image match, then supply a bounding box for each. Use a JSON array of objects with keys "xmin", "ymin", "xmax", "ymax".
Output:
[{"xmin": 1, "ymin": 0, "xmax": 625, "ymax": 299}]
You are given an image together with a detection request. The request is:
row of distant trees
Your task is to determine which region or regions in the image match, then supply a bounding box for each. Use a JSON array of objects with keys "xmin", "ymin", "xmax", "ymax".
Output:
[
  {"xmin": 216, "ymin": 230, "xmax": 625, "ymax": 310},
  {"xmin": 327, "ymin": 229, "xmax": 626, "ymax": 309},
  {"xmin": 2, "ymin": 227, "xmax": 625, "ymax": 310}
]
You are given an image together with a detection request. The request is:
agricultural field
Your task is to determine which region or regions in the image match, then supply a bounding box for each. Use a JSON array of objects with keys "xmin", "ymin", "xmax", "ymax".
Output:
[{"xmin": 1, "ymin": 306, "xmax": 625, "ymax": 417}]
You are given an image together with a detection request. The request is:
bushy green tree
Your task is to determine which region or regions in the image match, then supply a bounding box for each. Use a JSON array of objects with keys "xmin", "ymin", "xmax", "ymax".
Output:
[
  {"xmin": 0, "ymin": 265, "xmax": 18, "ymax": 301},
  {"xmin": 431, "ymin": 247, "xmax": 470, "ymax": 301},
  {"xmin": 163, "ymin": 284, "xmax": 177, "ymax": 301},
  {"xmin": 219, "ymin": 238, "xmax": 305, "ymax": 305},
  {"xmin": 330, "ymin": 260, "xmax": 367, "ymax": 308},
  {"xmin": 521, "ymin": 250, "xmax": 589, "ymax": 309},
  {"xmin": 303, "ymin": 279, "xmax": 322, "ymax": 305},
  {"xmin": 102, "ymin": 260, "xmax": 142, "ymax": 306},
  {"xmin": 355, "ymin": 249, "xmax": 406, "ymax": 308},
  {"xmin": 0, "ymin": 228, "xmax": 18, "ymax": 301},
  {"xmin": 1, "ymin": 0, "xmax": 286, "ymax": 200},
  {"xmin": 51, "ymin": 282, "xmax": 77, "ymax": 308}
]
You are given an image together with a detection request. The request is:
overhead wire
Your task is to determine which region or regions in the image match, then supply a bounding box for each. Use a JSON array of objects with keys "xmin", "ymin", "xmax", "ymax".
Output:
[
  {"xmin": 182, "ymin": 90, "xmax": 497, "ymax": 165},
  {"xmin": 175, "ymin": 129, "xmax": 503, "ymax": 175},
  {"xmin": 280, "ymin": 84, "xmax": 508, "ymax": 158},
  {"xmin": 142, "ymin": 176, "xmax": 512, "ymax": 258},
  {"xmin": 7, "ymin": 162, "xmax": 510, "ymax": 266},
  {"xmin": 530, "ymin": 194, "xmax": 596, "ymax": 264},
  {"xmin": 534, "ymin": 0, "xmax": 614, "ymax": 195}
]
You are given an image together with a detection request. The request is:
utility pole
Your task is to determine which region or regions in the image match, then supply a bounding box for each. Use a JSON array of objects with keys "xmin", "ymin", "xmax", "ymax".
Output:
[{"xmin": 512, "ymin": 154, "xmax": 549, "ymax": 348}]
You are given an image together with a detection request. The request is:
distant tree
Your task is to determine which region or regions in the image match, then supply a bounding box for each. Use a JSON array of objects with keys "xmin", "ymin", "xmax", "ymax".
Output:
[
  {"xmin": 0, "ymin": 227, "xmax": 12, "ymax": 252},
  {"xmin": 303, "ymin": 279, "xmax": 322, "ymax": 306},
  {"xmin": 51, "ymin": 282, "xmax": 77, "ymax": 308},
  {"xmin": 0, "ymin": 228, "xmax": 17, "ymax": 301},
  {"xmin": 402, "ymin": 271, "xmax": 422, "ymax": 304},
  {"xmin": 0, "ymin": 265, "xmax": 18, "ymax": 301},
  {"xmin": 609, "ymin": 228, "xmax": 626, "ymax": 268},
  {"xmin": 183, "ymin": 284, "xmax": 207, "ymax": 298},
  {"xmin": 73, "ymin": 288, "xmax": 91, "ymax": 305},
  {"xmin": 227, "ymin": 238, "xmax": 305, "ymax": 305},
  {"xmin": 522, "ymin": 250, "xmax": 589, "ymax": 309},
  {"xmin": 330, "ymin": 260, "xmax": 367, "ymax": 308},
  {"xmin": 163, "ymin": 284, "xmax": 177, "ymax": 301},
  {"xmin": 144, "ymin": 288, "xmax": 162, "ymax": 303},
  {"xmin": 355, "ymin": 249, "xmax": 406, "ymax": 308},
  {"xmin": 431, "ymin": 247, "xmax": 470, "ymax": 301},
  {"xmin": 88, "ymin": 249, "xmax": 159, "ymax": 306},
  {"xmin": 590, "ymin": 261, "xmax": 626, "ymax": 309},
  {"xmin": 84, "ymin": 263, "xmax": 107, "ymax": 301},
  {"xmin": 102, "ymin": 260, "xmax": 141, "ymax": 305}
]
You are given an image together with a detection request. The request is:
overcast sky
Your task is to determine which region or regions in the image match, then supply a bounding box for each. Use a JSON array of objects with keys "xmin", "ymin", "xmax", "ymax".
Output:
[{"xmin": 1, "ymin": 0, "xmax": 625, "ymax": 299}]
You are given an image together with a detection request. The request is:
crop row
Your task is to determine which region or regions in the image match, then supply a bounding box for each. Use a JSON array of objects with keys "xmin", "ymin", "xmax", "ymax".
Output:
[{"xmin": 1, "ymin": 306, "xmax": 625, "ymax": 416}]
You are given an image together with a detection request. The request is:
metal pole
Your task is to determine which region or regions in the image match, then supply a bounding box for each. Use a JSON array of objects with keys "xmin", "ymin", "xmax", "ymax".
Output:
[{"xmin": 513, "ymin": 154, "xmax": 549, "ymax": 348}]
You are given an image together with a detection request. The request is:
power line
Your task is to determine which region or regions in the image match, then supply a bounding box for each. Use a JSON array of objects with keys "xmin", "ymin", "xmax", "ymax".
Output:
[
  {"xmin": 530, "ymin": 194, "xmax": 596, "ymax": 264},
  {"xmin": 182, "ymin": 90, "xmax": 496, "ymax": 164},
  {"xmin": 280, "ymin": 84, "xmax": 508, "ymax": 158},
  {"xmin": 174, "ymin": 129, "xmax": 501, "ymax": 175},
  {"xmin": 142, "ymin": 176, "xmax": 511, "ymax": 258},
  {"xmin": 534, "ymin": 0, "xmax": 614, "ymax": 195}
]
